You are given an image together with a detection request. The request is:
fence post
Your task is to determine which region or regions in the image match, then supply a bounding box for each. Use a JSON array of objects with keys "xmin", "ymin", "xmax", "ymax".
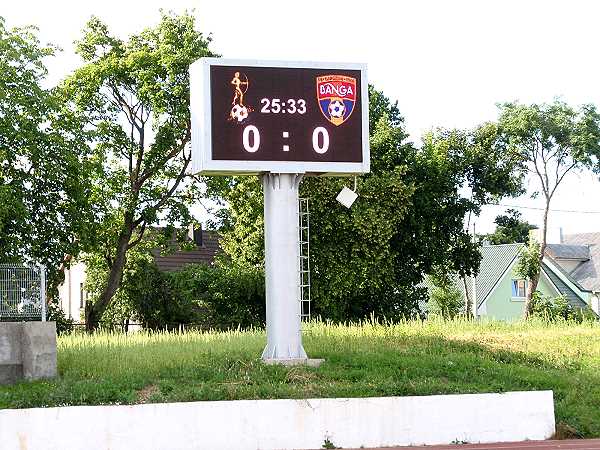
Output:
[{"xmin": 40, "ymin": 265, "xmax": 46, "ymax": 322}]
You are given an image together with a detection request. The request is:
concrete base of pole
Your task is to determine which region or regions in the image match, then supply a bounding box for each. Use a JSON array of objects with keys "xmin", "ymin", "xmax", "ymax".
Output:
[
  {"xmin": 261, "ymin": 173, "xmax": 308, "ymax": 362},
  {"xmin": 262, "ymin": 358, "xmax": 325, "ymax": 368}
]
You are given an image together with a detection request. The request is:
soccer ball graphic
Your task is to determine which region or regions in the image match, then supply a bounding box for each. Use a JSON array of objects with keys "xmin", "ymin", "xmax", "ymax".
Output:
[
  {"xmin": 230, "ymin": 104, "xmax": 249, "ymax": 122},
  {"xmin": 328, "ymin": 100, "xmax": 345, "ymax": 118}
]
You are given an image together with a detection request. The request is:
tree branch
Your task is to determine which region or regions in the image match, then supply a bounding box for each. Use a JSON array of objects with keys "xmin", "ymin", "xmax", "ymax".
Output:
[
  {"xmin": 549, "ymin": 161, "xmax": 577, "ymax": 199},
  {"xmin": 135, "ymin": 121, "xmax": 191, "ymax": 189},
  {"xmin": 127, "ymin": 221, "xmax": 147, "ymax": 250},
  {"xmin": 530, "ymin": 141, "xmax": 549, "ymax": 198},
  {"xmin": 132, "ymin": 143, "xmax": 191, "ymax": 228}
]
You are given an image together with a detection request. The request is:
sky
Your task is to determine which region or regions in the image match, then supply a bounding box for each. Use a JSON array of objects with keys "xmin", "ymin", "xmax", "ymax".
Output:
[{"xmin": 4, "ymin": 0, "xmax": 600, "ymax": 235}]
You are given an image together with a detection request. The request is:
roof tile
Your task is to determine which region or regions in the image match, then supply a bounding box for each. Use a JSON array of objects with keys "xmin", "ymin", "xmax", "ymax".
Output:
[{"xmin": 562, "ymin": 233, "xmax": 600, "ymax": 291}]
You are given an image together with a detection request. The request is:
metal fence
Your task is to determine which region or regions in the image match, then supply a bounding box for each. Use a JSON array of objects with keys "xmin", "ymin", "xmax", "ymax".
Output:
[{"xmin": 0, "ymin": 263, "xmax": 46, "ymax": 321}]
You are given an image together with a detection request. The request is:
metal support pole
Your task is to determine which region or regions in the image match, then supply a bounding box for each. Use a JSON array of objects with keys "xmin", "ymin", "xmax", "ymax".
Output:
[
  {"xmin": 261, "ymin": 173, "xmax": 308, "ymax": 362},
  {"xmin": 472, "ymin": 222, "xmax": 478, "ymax": 318},
  {"xmin": 40, "ymin": 265, "xmax": 46, "ymax": 322}
]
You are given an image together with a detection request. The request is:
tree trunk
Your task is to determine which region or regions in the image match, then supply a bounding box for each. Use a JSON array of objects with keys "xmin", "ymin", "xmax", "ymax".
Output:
[
  {"xmin": 524, "ymin": 197, "xmax": 550, "ymax": 318},
  {"xmin": 462, "ymin": 276, "xmax": 473, "ymax": 318},
  {"xmin": 85, "ymin": 221, "xmax": 133, "ymax": 331}
]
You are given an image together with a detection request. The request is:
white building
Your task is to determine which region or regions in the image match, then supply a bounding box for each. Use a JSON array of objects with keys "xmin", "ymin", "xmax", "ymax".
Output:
[{"xmin": 57, "ymin": 261, "xmax": 87, "ymax": 322}]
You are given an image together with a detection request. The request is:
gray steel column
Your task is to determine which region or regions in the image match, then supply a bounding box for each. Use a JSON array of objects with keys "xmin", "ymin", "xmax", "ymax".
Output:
[{"xmin": 261, "ymin": 173, "xmax": 307, "ymax": 361}]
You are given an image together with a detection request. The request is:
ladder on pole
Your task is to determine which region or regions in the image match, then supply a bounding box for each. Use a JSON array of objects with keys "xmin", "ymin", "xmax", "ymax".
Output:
[{"xmin": 298, "ymin": 198, "xmax": 311, "ymax": 321}]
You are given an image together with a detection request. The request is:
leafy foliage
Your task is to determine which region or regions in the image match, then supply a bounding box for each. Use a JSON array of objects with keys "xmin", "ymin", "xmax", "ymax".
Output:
[
  {"xmin": 118, "ymin": 254, "xmax": 172, "ymax": 330},
  {"xmin": 530, "ymin": 292, "xmax": 596, "ymax": 322},
  {"xmin": 45, "ymin": 301, "xmax": 75, "ymax": 335},
  {"xmin": 62, "ymin": 13, "xmax": 215, "ymax": 329},
  {"xmin": 0, "ymin": 17, "xmax": 95, "ymax": 292},
  {"xmin": 514, "ymin": 240, "xmax": 543, "ymax": 318},
  {"xmin": 499, "ymin": 100, "xmax": 600, "ymax": 180},
  {"xmin": 167, "ymin": 263, "xmax": 265, "ymax": 330},
  {"xmin": 82, "ymin": 250, "xmax": 140, "ymax": 330},
  {"xmin": 121, "ymin": 260, "xmax": 265, "ymax": 331},
  {"xmin": 427, "ymin": 273, "xmax": 463, "ymax": 319},
  {"xmin": 208, "ymin": 177, "xmax": 265, "ymax": 267},
  {"xmin": 483, "ymin": 209, "xmax": 537, "ymax": 244},
  {"xmin": 85, "ymin": 243, "xmax": 265, "ymax": 330},
  {"xmin": 515, "ymin": 240, "xmax": 542, "ymax": 281}
]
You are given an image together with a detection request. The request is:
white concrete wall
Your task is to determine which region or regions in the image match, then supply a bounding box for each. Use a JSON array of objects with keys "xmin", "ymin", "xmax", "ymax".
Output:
[
  {"xmin": 0, "ymin": 391, "xmax": 555, "ymax": 450},
  {"xmin": 57, "ymin": 262, "xmax": 86, "ymax": 321},
  {"xmin": 592, "ymin": 293, "xmax": 600, "ymax": 315}
]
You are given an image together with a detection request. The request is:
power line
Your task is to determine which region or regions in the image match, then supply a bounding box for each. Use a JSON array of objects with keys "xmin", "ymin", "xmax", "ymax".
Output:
[{"xmin": 487, "ymin": 203, "xmax": 600, "ymax": 214}]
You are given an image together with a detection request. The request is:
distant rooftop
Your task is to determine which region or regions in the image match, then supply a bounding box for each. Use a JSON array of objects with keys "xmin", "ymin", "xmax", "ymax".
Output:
[
  {"xmin": 562, "ymin": 232, "xmax": 600, "ymax": 292},
  {"xmin": 152, "ymin": 230, "xmax": 221, "ymax": 272},
  {"xmin": 545, "ymin": 244, "xmax": 590, "ymax": 261}
]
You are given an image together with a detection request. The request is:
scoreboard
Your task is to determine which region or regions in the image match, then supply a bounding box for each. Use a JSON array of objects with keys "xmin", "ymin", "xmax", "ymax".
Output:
[{"xmin": 190, "ymin": 58, "xmax": 369, "ymax": 175}]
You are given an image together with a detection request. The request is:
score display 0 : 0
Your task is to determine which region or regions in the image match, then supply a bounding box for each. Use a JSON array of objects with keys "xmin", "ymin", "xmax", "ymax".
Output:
[{"xmin": 242, "ymin": 125, "xmax": 330, "ymax": 154}]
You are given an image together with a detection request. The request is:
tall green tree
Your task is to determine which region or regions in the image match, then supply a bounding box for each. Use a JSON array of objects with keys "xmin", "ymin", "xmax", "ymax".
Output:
[
  {"xmin": 498, "ymin": 100, "xmax": 600, "ymax": 317},
  {"xmin": 483, "ymin": 209, "xmax": 537, "ymax": 244},
  {"xmin": 63, "ymin": 13, "xmax": 214, "ymax": 330},
  {"xmin": 208, "ymin": 88, "xmax": 523, "ymax": 320},
  {"xmin": 0, "ymin": 17, "xmax": 94, "ymax": 292}
]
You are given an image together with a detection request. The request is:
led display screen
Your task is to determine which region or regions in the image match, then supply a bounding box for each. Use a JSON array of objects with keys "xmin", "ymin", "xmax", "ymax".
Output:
[{"xmin": 191, "ymin": 59, "xmax": 369, "ymax": 175}]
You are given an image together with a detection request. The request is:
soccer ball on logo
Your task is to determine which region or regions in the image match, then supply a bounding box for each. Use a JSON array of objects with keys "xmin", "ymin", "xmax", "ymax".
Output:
[
  {"xmin": 328, "ymin": 100, "xmax": 346, "ymax": 118},
  {"xmin": 230, "ymin": 104, "xmax": 249, "ymax": 122}
]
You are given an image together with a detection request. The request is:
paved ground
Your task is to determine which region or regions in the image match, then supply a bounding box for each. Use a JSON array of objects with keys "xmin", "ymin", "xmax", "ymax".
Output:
[{"xmin": 348, "ymin": 440, "xmax": 600, "ymax": 449}]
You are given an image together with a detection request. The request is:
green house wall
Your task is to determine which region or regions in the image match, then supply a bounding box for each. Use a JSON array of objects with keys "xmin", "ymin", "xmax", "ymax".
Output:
[{"xmin": 483, "ymin": 264, "xmax": 559, "ymax": 321}]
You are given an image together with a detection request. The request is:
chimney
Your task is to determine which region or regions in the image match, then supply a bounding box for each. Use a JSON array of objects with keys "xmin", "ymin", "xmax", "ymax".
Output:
[
  {"xmin": 530, "ymin": 227, "xmax": 563, "ymax": 245},
  {"xmin": 188, "ymin": 224, "xmax": 203, "ymax": 247}
]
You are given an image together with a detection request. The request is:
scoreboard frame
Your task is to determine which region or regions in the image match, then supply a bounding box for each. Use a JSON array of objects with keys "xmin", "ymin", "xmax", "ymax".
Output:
[{"xmin": 190, "ymin": 58, "xmax": 369, "ymax": 176}]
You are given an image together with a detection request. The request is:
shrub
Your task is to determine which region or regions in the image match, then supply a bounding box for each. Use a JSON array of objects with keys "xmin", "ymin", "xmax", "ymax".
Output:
[
  {"xmin": 84, "ymin": 239, "xmax": 266, "ymax": 331},
  {"xmin": 46, "ymin": 300, "xmax": 74, "ymax": 335},
  {"xmin": 122, "ymin": 256, "xmax": 181, "ymax": 330},
  {"xmin": 428, "ymin": 284, "xmax": 463, "ymax": 319},
  {"xmin": 530, "ymin": 292, "xmax": 596, "ymax": 322},
  {"xmin": 115, "ymin": 259, "xmax": 266, "ymax": 331},
  {"xmin": 168, "ymin": 263, "xmax": 265, "ymax": 330},
  {"xmin": 426, "ymin": 272, "xmax": 464, "ymax": 319},
  {"xmin": 83, "ymin": 251, "xmax": 142, "ymax": 330}
]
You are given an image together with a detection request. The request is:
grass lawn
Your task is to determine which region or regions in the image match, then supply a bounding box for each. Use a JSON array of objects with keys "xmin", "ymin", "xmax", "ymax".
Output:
[{"xmin": 1, "ymin": 318, "xmax": 599, "ymax": 437}]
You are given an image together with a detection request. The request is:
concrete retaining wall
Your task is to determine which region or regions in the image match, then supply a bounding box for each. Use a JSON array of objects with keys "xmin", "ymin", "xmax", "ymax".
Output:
[
  {"xmin": 0, "ymin": 322, "xmax": 56, "ymax": 384},
  {"xmin": 0, "ymin": 390, "xmax": 555, "ymax": 450}
]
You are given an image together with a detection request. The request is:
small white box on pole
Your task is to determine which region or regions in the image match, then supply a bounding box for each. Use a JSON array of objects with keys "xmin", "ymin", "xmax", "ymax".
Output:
[{"xmin": 336, "ymin": 186, "xmax": 358, "ymax": 208}]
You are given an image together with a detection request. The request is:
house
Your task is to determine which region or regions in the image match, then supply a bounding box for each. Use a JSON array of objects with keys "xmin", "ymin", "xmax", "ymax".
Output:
[
  {"xmin": 152, "ymin": 229, "xmax": 221, "ymax": 272},
  {"xmin": 456, "ymin": 232, "xmax": 600, "ymax": 320},
  {"xmin": 57, "ymin": 227, "xmax": 221, "ymax": 322}
]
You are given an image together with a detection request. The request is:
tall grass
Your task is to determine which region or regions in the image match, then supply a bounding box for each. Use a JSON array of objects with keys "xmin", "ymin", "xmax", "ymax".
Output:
[{"xmin": 3, "ymin": 318, "xmax": 600, "ymax": 437}]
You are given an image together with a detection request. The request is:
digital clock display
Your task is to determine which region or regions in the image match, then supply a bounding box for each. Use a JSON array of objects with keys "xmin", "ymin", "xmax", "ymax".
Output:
[{"xmin": 191, "ymin": 59, "xmax": 369, "ymax": 175}]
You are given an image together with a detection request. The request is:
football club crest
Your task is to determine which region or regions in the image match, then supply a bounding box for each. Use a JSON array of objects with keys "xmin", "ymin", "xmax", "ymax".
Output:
[{"xmin": 316, "ymin": 75, "xmax": 357, "ymax": 126}]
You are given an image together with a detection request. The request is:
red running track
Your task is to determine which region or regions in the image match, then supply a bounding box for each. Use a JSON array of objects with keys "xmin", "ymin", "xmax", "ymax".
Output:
[{"xmin": 349, "ymin": 440, "xmax": 600, "ymax": 450}]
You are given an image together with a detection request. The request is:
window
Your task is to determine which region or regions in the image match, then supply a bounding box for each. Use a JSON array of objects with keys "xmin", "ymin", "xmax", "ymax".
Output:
[{"xmin": 511, "ymin": 279, "xmax": 527, "ymax": 298}]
